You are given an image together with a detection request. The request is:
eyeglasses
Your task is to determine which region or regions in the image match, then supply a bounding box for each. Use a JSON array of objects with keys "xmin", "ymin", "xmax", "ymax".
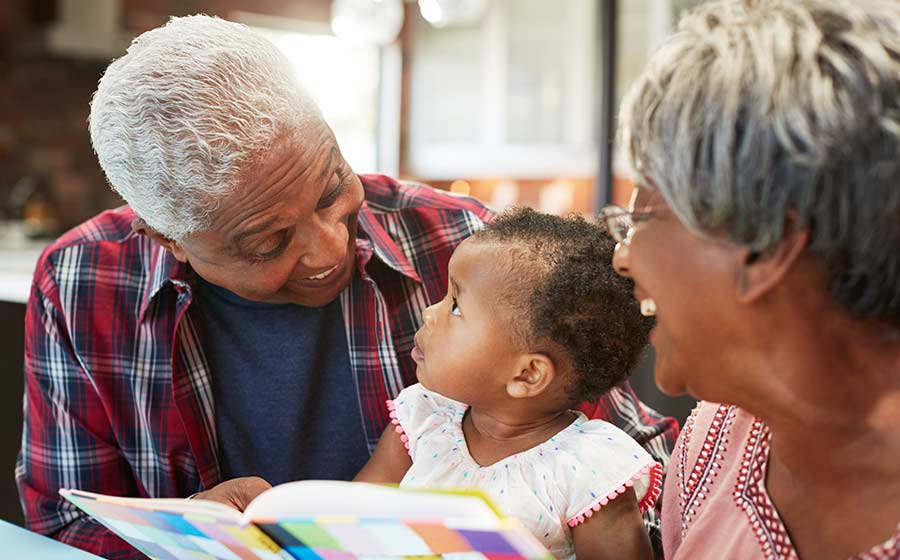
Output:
[{"xmin": 599, "ymin": 205, "xmax": 658, "ymax": 245}]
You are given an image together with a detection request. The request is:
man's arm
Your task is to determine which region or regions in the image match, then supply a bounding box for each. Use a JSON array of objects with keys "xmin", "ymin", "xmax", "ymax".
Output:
[
  {"xmin": 16, "ymin": 281, "xmax": 142, "ymax": 559},
  {"xmin": 354, "ymin": 426, "xmax": 412, "ymax": 484}
]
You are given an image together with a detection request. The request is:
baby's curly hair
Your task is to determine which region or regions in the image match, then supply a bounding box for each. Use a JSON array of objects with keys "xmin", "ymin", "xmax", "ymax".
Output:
[{"xmin": 469, "ymin": 206, "xmax": 654, "ymax": 403}]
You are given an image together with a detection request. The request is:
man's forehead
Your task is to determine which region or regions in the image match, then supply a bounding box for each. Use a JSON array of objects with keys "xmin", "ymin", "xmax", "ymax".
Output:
[
  {"xmin": 260, "ymin": 122, "xmax": 336, "ymax": 170},
  {"xmin": 197, "ymin": 128, "xmax": 338, "ymax": 244}
]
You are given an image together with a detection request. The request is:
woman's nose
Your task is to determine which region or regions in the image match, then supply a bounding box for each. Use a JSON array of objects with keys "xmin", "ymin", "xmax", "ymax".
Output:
[{"xmin": 612, "ymin": 240, "xmax": 631, "ymax": 278}]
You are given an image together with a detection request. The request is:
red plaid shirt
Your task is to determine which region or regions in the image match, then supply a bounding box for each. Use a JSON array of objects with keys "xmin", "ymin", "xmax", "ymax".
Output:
[{"xmin": 16, "ymin": 175, "xmax": 678, "ymax": 558}]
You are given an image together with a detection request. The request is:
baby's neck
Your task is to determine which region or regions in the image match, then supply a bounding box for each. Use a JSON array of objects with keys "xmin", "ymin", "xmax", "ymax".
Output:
[{"xmin": 462, "ymin": 406, "xmax": 576, "ymax": 468}]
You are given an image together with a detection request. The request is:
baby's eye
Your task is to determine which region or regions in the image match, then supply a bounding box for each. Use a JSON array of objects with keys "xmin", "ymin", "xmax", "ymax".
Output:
[{"xmin": 450, "ymin": 297, "xmax": 461, "ymax": 316}]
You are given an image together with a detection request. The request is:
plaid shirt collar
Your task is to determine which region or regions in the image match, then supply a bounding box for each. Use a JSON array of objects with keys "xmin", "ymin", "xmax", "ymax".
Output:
[
  {"xmin": 356, "ymin": 203, "xmax": 423, "ymax": 284},
  {"xmin": 138, "ymin": 200, "xmax": 423, "ymax": 319},
  {"xmin": 139, "ymin": 246, "xmax": 188, "ymax": 321}
]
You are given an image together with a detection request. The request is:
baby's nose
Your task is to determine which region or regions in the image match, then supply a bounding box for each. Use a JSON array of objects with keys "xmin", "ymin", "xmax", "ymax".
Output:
[{"xmin": 422, "ymin": 303, "xmax": 437, "ymax": 328}]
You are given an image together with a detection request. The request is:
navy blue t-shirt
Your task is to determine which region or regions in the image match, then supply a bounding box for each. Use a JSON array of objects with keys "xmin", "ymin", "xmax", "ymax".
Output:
[{"xmin": 196, "ymin": 277, "xmax": 370, "ymax": 485}]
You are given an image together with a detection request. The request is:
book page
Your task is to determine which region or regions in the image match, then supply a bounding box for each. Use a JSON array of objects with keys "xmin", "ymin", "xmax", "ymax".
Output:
[
  {"xmin": 62, "ymin": 489, "xmax": 244, "ymax": 522},
  {"xmin": 242, "ymin": 481, "xmax": 551, "ymax": 558},
  {"xmin": 244, "ymin": 480, "xmax": 501, "ymax": 523},
  {"xmin": 60, "ymin": 489, "xmax": 290, "ymax": 559}
]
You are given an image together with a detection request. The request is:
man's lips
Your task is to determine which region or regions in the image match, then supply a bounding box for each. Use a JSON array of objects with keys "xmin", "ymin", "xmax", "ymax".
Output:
[
  {"xmin": 306, "ymin": 264, "xmax": 339, "ymax": 281},
  {"xmin": 298, "ymin": 260, "xmax": 344, "ymax": 288}
]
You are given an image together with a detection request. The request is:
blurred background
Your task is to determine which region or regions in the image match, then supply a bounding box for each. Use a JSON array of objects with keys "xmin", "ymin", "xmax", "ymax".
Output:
[{"xmin": 0, "ymin": 0, "xmax": 707, "ymax": 524}]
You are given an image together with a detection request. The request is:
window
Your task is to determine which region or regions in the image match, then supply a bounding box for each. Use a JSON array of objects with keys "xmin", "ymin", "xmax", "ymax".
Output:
[
  {"xmin": 406, "ymin": 0, "xmax": 598, "ymax": 180},
  {"xmin": 242, "ymin": 15, "xmax": 400, "ymax": 175}
]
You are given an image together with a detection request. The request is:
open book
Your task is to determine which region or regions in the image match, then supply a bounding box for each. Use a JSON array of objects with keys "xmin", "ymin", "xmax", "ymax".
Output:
[{"xmin": 60, "ymin": 480, "xmax": 553, "ymax": 559}]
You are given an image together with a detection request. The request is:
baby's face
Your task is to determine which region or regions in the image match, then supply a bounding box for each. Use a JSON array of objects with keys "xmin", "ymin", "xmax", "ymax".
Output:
[{"xmin": 411, "ymin": 239, "xmax": 523, "ymax": 405}]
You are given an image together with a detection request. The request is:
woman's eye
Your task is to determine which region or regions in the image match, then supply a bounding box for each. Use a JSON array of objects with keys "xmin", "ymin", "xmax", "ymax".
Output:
[{"xmin": 450, "ymin": 297, "xmax": 461, "ymax": 316}]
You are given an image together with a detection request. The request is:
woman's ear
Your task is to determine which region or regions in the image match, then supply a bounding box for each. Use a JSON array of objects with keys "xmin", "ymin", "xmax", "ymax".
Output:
[
  {"xmin": 736, "ymin": 219, "xmax": 809, "ymax": 304},
  {"xmin": 506, "ymin": 353, "xmax": 557, "ymax": 399},
  {"xmin": 132, "ymin": 218, "xmax": 190, "ymax": 263}
]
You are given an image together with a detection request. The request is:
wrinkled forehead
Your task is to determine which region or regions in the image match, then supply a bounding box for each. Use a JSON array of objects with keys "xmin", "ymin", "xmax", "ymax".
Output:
[
  {"xmin": 196, "ymin": 120, "xmax": 340, "ymax": 239},
  {"xmin": 242, "ymin": 119, "xmax": 335, "ymax": 173}
]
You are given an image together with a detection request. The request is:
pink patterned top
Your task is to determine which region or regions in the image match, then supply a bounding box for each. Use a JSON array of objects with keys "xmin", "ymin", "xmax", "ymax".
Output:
[{"xmin": 663, "ymin": 402, "xmax": 900, "ymax": 559}]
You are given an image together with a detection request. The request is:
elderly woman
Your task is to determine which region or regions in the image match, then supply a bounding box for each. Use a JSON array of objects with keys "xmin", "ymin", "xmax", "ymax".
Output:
[{"xmin": 606, "ymin": 0, "xmax": 900, "ymax": 558}]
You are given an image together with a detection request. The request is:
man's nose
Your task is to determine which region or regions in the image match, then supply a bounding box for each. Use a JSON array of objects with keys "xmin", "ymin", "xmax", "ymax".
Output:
[
  {"xmin": 299, "ymin": 217, "xmax": 348, "ymax": 270},
  {"xmin": 612, "ymin": 240, "xmax": 631, "ymax": 278}
]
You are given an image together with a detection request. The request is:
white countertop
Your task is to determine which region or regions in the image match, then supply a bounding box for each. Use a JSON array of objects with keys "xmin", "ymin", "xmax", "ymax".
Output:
[{"xmin": 0, "ymin": 239, "xmax": 47, "ymax": 305}]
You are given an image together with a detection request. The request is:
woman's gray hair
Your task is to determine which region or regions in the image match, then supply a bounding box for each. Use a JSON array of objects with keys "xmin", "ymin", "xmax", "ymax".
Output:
[
  {"xmin": 89, "ymin": 15, "xmax": 320, "ymax": 241},
  {"xmin": 620, "ymin": 0, "xmax": 900, "ymax": 327}
]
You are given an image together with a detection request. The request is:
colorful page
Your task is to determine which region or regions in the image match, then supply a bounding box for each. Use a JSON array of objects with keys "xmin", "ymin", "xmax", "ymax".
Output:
[
  {"xmin": 254, "ymin": 516, "xmax": 554, "ymax": 559},
  {"xmin": 62, "ymin": 482, "xmax": 555, "ymax": 560},
  {"xmin": 61, "ymin": 489, "xmax": 292, "ymax": 560},
  {"xmin": 244, "ymin": 481, "xmax": 553, "ymax": 559}
]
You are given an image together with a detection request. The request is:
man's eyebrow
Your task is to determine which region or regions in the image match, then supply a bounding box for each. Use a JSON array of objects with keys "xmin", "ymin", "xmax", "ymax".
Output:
[
  {"xmin": 231, "ymin": 217, "xmax": 280, "ymax": 249},
  {"xmin": 315, "ymin": 147, "xmax": 337, "ymax": 186}
]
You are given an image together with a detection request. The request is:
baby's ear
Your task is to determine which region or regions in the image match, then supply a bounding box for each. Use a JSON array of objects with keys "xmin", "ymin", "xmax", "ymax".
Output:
[{"xmin": 506, "ymin": 353, "xmax": 556, "ymax": 399}]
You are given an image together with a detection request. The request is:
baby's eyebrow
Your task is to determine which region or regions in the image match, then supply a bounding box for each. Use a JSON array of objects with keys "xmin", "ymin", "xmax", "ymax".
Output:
[{"xmin": 450, "ymin": 277, "xmax": 463, "ymax": 297}]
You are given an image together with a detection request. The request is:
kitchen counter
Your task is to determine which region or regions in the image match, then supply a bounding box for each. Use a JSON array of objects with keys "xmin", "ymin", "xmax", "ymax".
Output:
[
  {"xmin": 0, "ymin": 245, "xmax": 45, "ymax": 304},
  {"xmin": 0, "ymin": 222, "xmax": 49, "ymax": 304}
]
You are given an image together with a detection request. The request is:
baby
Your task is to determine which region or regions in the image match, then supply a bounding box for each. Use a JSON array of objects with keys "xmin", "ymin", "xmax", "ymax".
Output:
[{"xmin": 356, "ymin": 207, "xmax": 660, "ymax": 560}]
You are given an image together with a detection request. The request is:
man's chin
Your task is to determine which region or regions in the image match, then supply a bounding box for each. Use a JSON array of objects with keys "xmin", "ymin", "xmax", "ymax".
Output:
[
  {"xmin": 284, "ymin": 257, "xmax": 355, "ymax": 306},
  {"xmin": 284, "ymin": 282, "xmax": 349, "ymax": 307}
]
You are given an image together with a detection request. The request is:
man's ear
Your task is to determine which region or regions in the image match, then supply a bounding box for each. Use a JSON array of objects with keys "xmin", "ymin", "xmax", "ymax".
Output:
[
  {"xmin": 131, "ymin": 218, "xmax": 190, "ymax": 263},
  {"xmin": 506, "ymin": 353, "xmax": 556, "ymax": 399},
  {"xmin": 736, "ymin": 219, "xmax": 809, "ymax": 304}
]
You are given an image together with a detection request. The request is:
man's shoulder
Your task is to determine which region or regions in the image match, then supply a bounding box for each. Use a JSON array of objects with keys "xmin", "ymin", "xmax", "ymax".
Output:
[
  {"xmin": 48, "ymin": 206, "xmax": 139, "ymax": 249},
  {"xmin": 33, "ymin": 206, "xmax": 158, "ymax": 295},
  {"xmin": 360, "ymin": 174, "xmax": 495, "ymax": 222}
]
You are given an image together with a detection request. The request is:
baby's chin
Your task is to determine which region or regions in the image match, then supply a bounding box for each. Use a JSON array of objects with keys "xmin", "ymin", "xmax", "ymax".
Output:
[
  {"xmin": 414, "ymin": 377, "xmax": 455, "ymax": 401},
  {"xmin": 415, "ymin": 371, "xmax": 433, "ymax": 392}
]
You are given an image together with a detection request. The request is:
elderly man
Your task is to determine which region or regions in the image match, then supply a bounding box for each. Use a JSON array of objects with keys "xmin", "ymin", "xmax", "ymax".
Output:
[{"xmin": 16, "ymin": 15, "xmax": 676, "ymax": 558}]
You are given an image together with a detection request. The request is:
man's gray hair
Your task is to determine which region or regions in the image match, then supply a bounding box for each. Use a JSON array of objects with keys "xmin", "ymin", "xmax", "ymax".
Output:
[
  {"xmin": 620, "ymin": 0, "xmax": 900, "ymax": 327},
  {"xmin": 89, "ymin": 15, "xmax": 320, "ymax": 241}
]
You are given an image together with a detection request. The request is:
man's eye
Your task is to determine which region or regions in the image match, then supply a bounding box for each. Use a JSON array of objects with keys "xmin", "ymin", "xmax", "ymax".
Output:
[
  {"xmin": 317, "ymin": 171, "xmax": 345, "ymax": 210},
  {"xmin": 255, "ymin": 236, "xmax": 281, "ymax": 255},
  {"xmin": 450, "ymin": 297, "xmax": 461, "ymax": 316},
  {"xmin": 250, "ymin": 231, "xmax": 290, "ymax": 262}
]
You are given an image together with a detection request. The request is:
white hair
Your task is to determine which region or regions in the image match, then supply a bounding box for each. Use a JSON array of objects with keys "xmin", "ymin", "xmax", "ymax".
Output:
[
  {"xmin": 89, "ymin": 15, "xmax": 320, "ymax": 241},
  {"xmin": 619, "ymin": 0, "xmax": 900, "ymax": 327}
]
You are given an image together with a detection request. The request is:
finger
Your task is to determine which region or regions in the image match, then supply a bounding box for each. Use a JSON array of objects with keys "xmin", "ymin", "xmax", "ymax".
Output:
[{"xmin": 232, "ymin": 477, "xmax": 273, "ymax": 511}]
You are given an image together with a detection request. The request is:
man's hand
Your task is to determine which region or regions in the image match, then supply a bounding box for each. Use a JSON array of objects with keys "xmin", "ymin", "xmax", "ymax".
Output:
[{"xmin": 192, "ymin": 477, "xmax": 272, "ymax": 511}]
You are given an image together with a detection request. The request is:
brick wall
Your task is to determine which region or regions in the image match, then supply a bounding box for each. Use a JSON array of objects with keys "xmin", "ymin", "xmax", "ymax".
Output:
[{"xmin": 0, "ymin": 0, "xmax": 330, "ymax": 233}]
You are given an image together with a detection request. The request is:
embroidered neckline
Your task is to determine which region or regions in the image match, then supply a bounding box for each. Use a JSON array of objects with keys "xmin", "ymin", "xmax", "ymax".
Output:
[
  {"xmin": 734, "ymin": 420, "xmax": 900, "ymax": 560},
  {"xmin": 733, "ymin": 419, "xmax": 797, "ymax": 559},
  {"xmin": 387, "ymin": 396, "xmax": 589, "ymax": 469},
  {"xmin": 678, "ymin": 403, "xmax": 735, "ymax": 538}
]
